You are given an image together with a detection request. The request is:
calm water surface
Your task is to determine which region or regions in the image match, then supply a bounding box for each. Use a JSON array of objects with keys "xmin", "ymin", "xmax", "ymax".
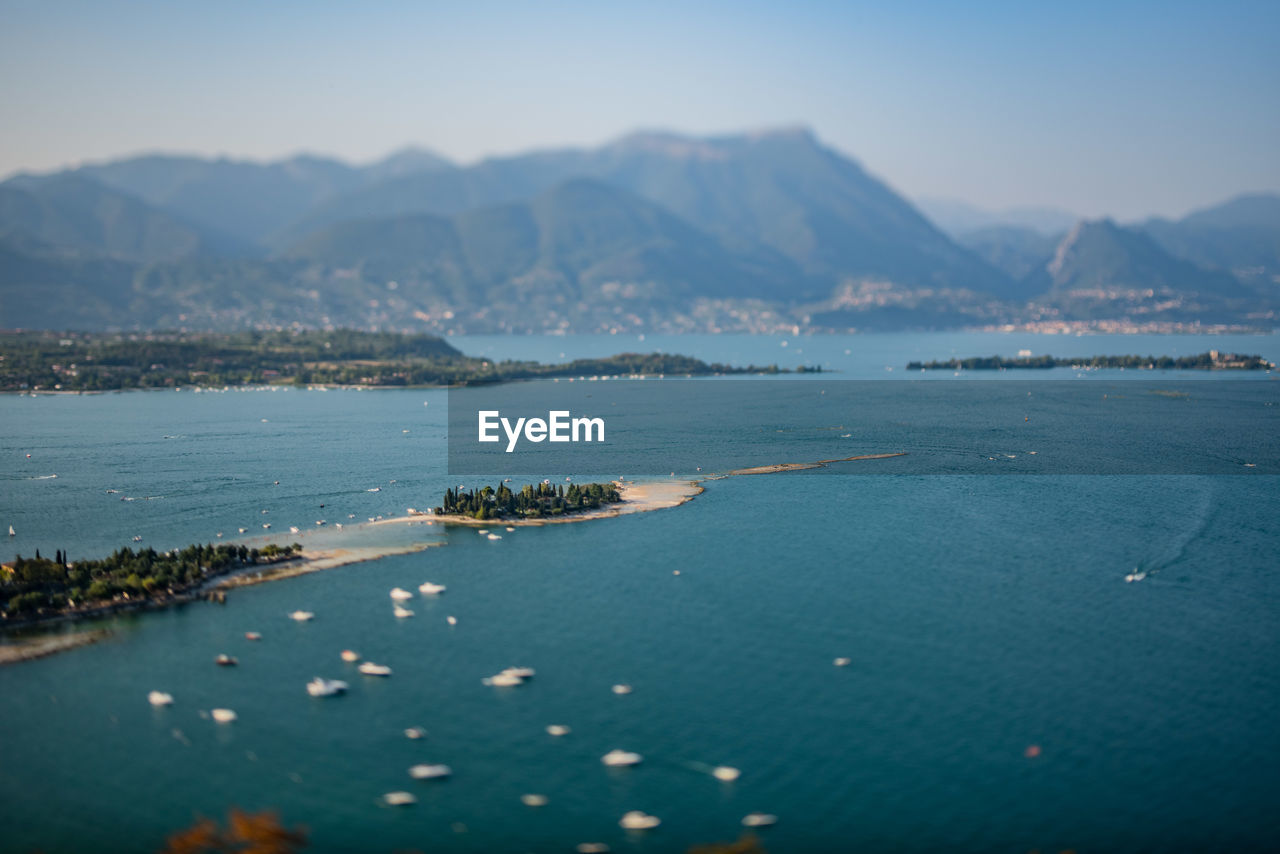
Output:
[{"xmin": 1, "ymin": 333, "xmax": 1277, "ymax": 853}]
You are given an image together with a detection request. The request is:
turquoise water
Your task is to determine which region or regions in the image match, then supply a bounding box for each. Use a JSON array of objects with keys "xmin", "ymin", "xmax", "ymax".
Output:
[{"xmin": 1, "ymin": 333, "xmax": 1278, "ymax": 853}]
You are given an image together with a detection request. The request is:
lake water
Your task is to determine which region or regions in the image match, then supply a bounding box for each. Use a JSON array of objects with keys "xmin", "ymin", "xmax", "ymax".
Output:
[{"xmin": 1, "ymin": 332, "xmax": 1278, "ymax": 853}]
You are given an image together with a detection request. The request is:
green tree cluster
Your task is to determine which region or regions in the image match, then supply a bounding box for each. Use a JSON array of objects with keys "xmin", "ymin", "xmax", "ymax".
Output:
[
  {"xmin": 3, "ymin": 542, "xmax": 299, "ymax": 617},
  {"xmin": 437, "ymin": 482, "xmax": 621, "ymax": 519}
]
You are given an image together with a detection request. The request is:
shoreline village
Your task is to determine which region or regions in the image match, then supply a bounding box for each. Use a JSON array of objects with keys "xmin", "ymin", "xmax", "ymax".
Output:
[{"xmin": 477, "ymin": 410, "xmax": 606, "ymax": 453}]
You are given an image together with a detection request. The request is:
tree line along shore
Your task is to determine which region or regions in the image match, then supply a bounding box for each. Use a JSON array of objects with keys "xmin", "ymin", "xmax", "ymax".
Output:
[
  {"xmin": 437, "ymin": 482, "xmax": 622, "ymax": 520},
  {"xmin": 0, "ymin": 329, "xmax": 807, "ymax": 392},
  {"xmin": 1, "ymin": 542, "xmax": 301, "ymax": 627},
  {"xmin": 906, "ymin": 351, "xmax": 1273, "ymax": 371}
]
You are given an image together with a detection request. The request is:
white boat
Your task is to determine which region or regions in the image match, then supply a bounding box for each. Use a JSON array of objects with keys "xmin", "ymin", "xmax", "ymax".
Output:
[
  {"xmin": 505, "ymin": 527, "xmax": 515, "ymax": 532},
  {"xmin": 289, "ymin": 610, "xmax": 315, "ymax": 622},
  {"xmin": 712, "ymin": 766, "xmax": 741, "ymax": 782},
  {"xmin": 404, "ymin": 727, "xmax": 427, "ymax": 739},
  {"xmin": 483, "ymin": 672, "xmax": 524, "ymax": 687},
  {"xmin": 546, "ymin": 724, "xmax": 571, "ymax": 737},
  {"xmin": 393, "ymin": 605, "xmax": 415, "ymax": 618},
  {"xmin": 521, "ymin": 794, "xmax": 548, "ymax": 807},
  {"xmin": 7, "ymin": 525, "xmax": 14, "ymax": 537},
  {"xmin": 408, "ymin": 763, "xmax": 452, "ymax": 780},
  {"xmin": 742, "ymin": 813, "xmax": 778, "ymax": 828},
  {"xmin": 211, "ymin": 708, "xmax": 237, "ymax": 723},
  {"xmin": 148, "ymin": 690, "xmax": 174, "ymax": 706},
  {"xmin": 446, "ymin": 615, "xmax": 458, "ymax": 626},
  {"xmin": 382, "ymin": 791, "xmax": 417, "ymax": 806},
  {"xmin": 306, "ymin": 678, "xmax": 348, "ymax": 697},
  {"xmin": 418, "ymin": 581, "xmax": 446, "ymax": 595},
  {"xmin": 833, "ymin": 657, "xmax": 851, "ymax": 667},
  {"xmin": 611, "ymin": 684, "xmax": 633, "ymax": 695},
  {"xmin": 576, "ymin": 845, "xmax": 610, "ymax": 854},
  {"xmin": 619, "ymin": 811, "xmax": 660, "ymax": 830},
  {"xmin": 390, "ymin": 587, "xmax": 413, "ymax": 601},
  {"xmin": 487, "ymin": 533, "xmax": 502, "ymax": 540},
  {"xmin": 601, "ymin": 749, "xmax": 642, "ymax": 767},
  {"xmin": 501, "ymin": 667, "xmax": 535, "ymax": 679},
  {"xmin": 358, "ymin": 662, "xmax": 393, "ymax": 676},
  {"xmin": 289, "ymin": 526, "xmax": 300, "ymax": 534},
  {"xmin": 340, "ymin": 649, "xmax": 359, "ymax": 662}
]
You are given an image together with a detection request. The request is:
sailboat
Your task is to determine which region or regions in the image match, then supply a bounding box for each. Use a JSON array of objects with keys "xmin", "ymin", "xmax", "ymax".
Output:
[{"xmin": 7, "ymin": 525, "xmax": 14, "ymax": 537}]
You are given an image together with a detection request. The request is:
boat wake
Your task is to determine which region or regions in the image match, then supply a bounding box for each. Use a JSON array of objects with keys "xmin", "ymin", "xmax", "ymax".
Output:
[{"xmin": 1126, "ymin": 481, "xmax": 1219, "ymax": 583}]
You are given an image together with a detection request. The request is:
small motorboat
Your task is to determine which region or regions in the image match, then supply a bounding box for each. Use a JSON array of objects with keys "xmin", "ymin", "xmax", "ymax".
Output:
[
  {"xmin": 712, "ymin": 766, "xmax": 741, "ymax": 782},
  {"xmin": 148, "ymin": 690, "xmax": 174, "ymax": 706},
  {"xmin": 741, "ymin": 813, "xmax": 778, "ymax": 828},
  {"xmin": 340, "ymin": 649, "xmax": 360, "ymax": 662},
  {"xmin": 546, "ymin": 725, "xmax": 571, "ymax": 737},
  {"xmin": 619, "ymin": 811, "xmax": 660, "ymax": 830},
  {"xmin": 833, "ymin": 657, "xmax": 851, "ymax": 667},
  {"xmin": 446, "ymin": 615, "xmax": 458, "ymax": 626},
  {"xmin": 601, "ymin": 749, "xmax": 642, "ymax": 767},
  {"xmin": 306, "ymin": 678, "xmax": 349, "ymax": 697},
  {"xmin": 502, "ymin": 667, "xmax": 535, "ymax": 679},
  {"xmin": 244, "ymin": 631, "xmax": 262, "ymax": 641},
  {"xmin": 211, "ymin": 708, "xmax": 237, "ymax": 723},
  {"xmin": 404, "ymin": 727, "xmax": 427, "ymax": 739},
  {"xmin": 408, "ymin": 763, "xmax": 452, "ymax": 780},
  {"xmin": 393, "ymin": 605, "xmax": 415, "ymax": 618},
  {"xmin": 611, "ymin": 684, "xmax": 633, "ymax": 695},
  {"xmin": 289, "ymin": 610, "xmax": 314, "ymax": 622},
  {"xmin": 289, "ymin": 526, "xmax": 300, "ymax": 534},
  {"xmin": 576, "ymin": 845, "xmax": 610, "ymax": 853},
  {"xmin": 382, "ymin": 791, "xmax": 417, "ymax": 806},
  {"xmin": 521, "ymin": 794, "xmax": 548, "ymax": 807},
  {"xmin": 418, "ymin": 581, "xmax": 446, "ymax": 595},
  {"xmin": 483, "ymin": 673, "xmax": 523, "ymax": 687},
  {"xmin": 215, "ymin": 654, "xmax": 238, "ymax": 667},
  {"xmin": 358, "ymin": 662, "xmax": 393, "ymax": 677},
  {"xmin": 390, "ymin": 587, "xmax": 413, "ymax": 601}
]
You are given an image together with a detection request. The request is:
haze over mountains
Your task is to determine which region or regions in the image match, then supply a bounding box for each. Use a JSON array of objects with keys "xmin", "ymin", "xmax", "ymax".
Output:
[{"xmin": 1, "ymin": 128, "xmax": 1276, "ymax": 332}]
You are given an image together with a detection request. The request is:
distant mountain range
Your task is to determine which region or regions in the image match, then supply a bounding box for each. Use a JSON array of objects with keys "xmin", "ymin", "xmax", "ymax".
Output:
[{"xmin": 2, "ymin": 129, "xmax": 1276, "ymax": 332}]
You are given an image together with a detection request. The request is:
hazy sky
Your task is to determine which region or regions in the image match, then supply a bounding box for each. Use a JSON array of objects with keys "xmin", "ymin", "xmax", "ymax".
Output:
[{"xmin": 2, "ymin": 0, "xmax": 1277, "ymax": 219}]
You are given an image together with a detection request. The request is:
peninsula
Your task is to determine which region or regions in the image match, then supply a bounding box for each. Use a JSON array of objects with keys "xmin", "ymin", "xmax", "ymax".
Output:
[
  {"xmin": 0, "ymin": 330, "xmax": 800, "ymax": 392},
  {"xmin": 1, "ymin": 542, "xmax": 301, "ymax": 627},
  {"xmin": 906, "ymin": 351, "xmax": 1273, "ymax": 371}
]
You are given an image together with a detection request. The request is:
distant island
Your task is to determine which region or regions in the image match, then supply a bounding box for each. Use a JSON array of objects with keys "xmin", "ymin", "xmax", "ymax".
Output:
[
  {"xmin": 906, "ymin": 351, "xmax": 1274, "ymax": 371},
  {"xmin": 436, "ymin": 482, "xmax": 622, "ymax": 520},
  {"xmin": 1, "ymin": 542, "xmax": 301, "ymax": 626},
  {"xmin": 0, "ymin": 330, "xmax": 804, "ymax": 392}
]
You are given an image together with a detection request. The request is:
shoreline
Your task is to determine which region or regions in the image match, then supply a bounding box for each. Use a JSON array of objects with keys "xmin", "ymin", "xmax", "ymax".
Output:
[
  {"xmin": 419, "ymin": 480, "xmax": 703, "ymax": 527},
  {"xmin": 1, "ymin": 455, "xmax": 899, "ymax": 665}
]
